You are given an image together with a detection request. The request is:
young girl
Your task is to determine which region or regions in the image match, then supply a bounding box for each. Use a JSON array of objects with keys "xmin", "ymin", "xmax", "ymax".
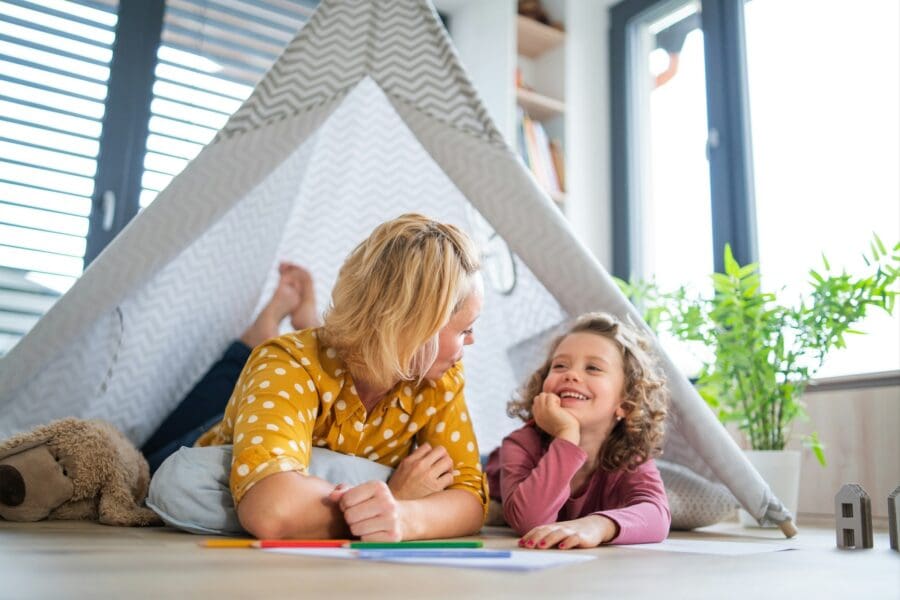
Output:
[
  {"xmin": 153, "ymin": 214, "xmax": 486, "ymax": 541},
  {"xmin": 486, "ymin": 312, "xmax": 670, "ymax": 548}
]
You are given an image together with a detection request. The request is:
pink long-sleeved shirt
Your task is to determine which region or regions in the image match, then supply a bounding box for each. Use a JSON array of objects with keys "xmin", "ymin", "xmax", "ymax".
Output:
[{"xmin": 486, "ymin": 424, "xmax": 671, "ymax": 544}]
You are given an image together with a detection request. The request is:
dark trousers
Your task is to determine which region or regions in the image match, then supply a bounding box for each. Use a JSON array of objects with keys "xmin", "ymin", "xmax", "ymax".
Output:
[{"xmin": 141, "ymin": 341, "xmax": 251, "ymax": 473}]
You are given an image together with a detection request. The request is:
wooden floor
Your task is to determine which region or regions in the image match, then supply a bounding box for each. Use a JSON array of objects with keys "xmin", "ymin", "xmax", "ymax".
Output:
[{"xmin": 1, "ymin": 517, "xmax": 897, "ymax": 599}]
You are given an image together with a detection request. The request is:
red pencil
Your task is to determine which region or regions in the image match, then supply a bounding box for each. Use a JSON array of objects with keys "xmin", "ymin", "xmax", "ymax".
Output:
[{"xmin": 252, "ymin": 539, "xmax": 350, "ymax": 549}]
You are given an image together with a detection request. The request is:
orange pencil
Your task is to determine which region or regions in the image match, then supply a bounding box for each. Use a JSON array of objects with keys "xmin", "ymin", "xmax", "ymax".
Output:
[
  {"xmin": 252, "ymin": 539, "xmax": 350, "ymax": 549},
  {"xmin": 201, "ymin": 539, "xmax": 256, "ymax": 548}
]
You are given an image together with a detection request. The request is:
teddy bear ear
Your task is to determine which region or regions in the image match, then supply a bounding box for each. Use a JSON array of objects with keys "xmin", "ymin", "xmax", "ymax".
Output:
[{"xmin": 0, "ymin": 430, "xmax": 55, "ymax": 462}]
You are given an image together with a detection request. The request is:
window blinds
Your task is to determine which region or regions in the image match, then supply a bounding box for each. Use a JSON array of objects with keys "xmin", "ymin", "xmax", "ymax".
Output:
[
  {"xmin": 0, "ymin": 0, "xmax": 119, "ymax": 353},
  {"xmin": 140, "ymin": 0, "xmax": 316, "ymax": 208}
]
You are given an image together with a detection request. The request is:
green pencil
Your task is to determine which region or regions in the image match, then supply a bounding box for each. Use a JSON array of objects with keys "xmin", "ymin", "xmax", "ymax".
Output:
[{"xmin": 348, "ymin": 540, "xmax": 483, "ymax": 549}]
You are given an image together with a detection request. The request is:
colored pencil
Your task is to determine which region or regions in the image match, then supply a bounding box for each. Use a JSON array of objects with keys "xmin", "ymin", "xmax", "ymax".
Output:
[
  {"xmin": 348, "ymin": 540, "xmax": 483, "ymax": 549},
  {"xmin": 252, "ymin": 539, "xmax": 350, "ymax": 549},
  {"xmin": 357, "ymin": 549, "xmax": 510, "ymax": 559},
  {"xmin": 200, "ymin": 539, "xmax": 256, "ymax": 548}
]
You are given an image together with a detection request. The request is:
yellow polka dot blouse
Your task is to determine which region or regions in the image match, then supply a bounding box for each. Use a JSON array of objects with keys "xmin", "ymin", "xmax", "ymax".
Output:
[{"xmin": 196, "ymin": 328, "xmax": 488, "ymax": 510}]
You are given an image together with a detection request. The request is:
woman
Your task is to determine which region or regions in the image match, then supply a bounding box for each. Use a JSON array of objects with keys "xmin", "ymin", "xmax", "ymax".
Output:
[{"xmin": 150, "ymin": 214, "xmax": 486, "ymax": 541}]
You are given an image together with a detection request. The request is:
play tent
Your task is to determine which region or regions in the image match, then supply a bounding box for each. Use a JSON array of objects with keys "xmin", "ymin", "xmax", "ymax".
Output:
[{"xmin": 0, "ymin": 0, "xmax": 794, "ymax": 534}]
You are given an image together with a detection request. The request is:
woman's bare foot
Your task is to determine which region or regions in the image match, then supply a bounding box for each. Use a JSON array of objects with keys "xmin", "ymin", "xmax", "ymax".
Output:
[
  {"xmin": 289, "ymin": 265, "xmax": 320, "ymax": 330},
  {"xmin": 240, "ymin": 262, "xmax": 306, "ymax": 348}
]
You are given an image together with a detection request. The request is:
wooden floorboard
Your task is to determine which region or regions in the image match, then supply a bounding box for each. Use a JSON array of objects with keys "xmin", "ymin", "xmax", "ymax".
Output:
[{"xmin": 1, "ymin": 518, "xmax": 896, "ymax": 599}]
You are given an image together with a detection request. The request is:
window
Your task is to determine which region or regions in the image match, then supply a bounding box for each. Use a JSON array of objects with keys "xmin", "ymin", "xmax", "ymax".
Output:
[
  {"xmin": 611, "ymin": 0, "xmax": 899, "ymax": 378},
  {"xmin": 744, "ymin": 0, "xmax": 900, "ymax": 377},
  {"xmin": 0, "ymin": 0, "xmax": 318, "ymax": 356},
  {"xmin": 139, "ymin": 0, "xmax": 315, "ymax": 209},
  {"xmin": 0, "ymin": 0, "xmax": 118, "ymax": 353},
  {"xmin": 629, "ymin": 1, "xmax": 712, "ymax": 293}
]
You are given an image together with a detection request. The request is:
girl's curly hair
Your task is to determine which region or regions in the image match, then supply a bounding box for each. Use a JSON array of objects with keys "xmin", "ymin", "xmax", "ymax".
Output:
[{"xmin": 507, "ymin": 312, "xmax": 669, "ymax": 472}]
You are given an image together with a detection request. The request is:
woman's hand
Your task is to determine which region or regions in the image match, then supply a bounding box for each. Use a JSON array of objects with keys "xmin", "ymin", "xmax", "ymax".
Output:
[
  {"xmin": 518, "ymin": 515, "xmax": 619, "ymax": 550},
  {"xmin": 532, "ymin": 392, "xmax": 580, "ymax": 443},
  {"xmin": 329, "ymin": 481, "xmax": 407, "ymax": 541},
  {"xmin": 387, "ymin": 443, "xmax": 454, "ymax": 500}
]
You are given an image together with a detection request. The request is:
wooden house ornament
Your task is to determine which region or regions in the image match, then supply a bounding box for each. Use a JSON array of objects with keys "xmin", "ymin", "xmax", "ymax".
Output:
[
  {"xmin": 888, "ymin": 485, "xmax": 900, "ymax": 552},
  {"xmin": 834, "ymin": 484, "xmax": 873, "ymax": 549}
]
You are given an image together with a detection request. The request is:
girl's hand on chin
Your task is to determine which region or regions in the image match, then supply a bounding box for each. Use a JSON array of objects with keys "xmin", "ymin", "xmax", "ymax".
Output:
[{"xmin": 533, "ymin": 392, "xmax": 580, "ymax": 442}]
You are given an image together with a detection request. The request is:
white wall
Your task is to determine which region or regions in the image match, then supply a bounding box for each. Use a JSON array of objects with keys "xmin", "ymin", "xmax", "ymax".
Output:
[
  {"xmin": 438, "ymin": 0, "xmax": 618, "ymax": 267},
  {"xmin": 564, "ymin": 0, "xmax": 617, "ymax": 268},
  {"xmin": 436, "ymin": 0, "xmax": 517, "ymax": 142}
]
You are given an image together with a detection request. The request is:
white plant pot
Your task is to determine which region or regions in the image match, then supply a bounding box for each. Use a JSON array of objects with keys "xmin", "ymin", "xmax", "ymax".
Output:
[{"xmin": 739, "ymin": 449, "xmax": 802, "ymax": 528}]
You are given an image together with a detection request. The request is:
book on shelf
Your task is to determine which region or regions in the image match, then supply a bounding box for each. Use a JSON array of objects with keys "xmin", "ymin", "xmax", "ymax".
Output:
[
  {"xmin": 548, "ymin": 138, "xmax": 565, "ymax": 192},
  {"xmin": 516, "ymin": 108, "xmax": 564, "ymax": 198}
]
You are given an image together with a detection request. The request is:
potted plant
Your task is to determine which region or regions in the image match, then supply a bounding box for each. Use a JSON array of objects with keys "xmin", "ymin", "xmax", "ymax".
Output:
[{"xmin": 617, "ymin": 236, "xmax": 899, "ymax": 524}]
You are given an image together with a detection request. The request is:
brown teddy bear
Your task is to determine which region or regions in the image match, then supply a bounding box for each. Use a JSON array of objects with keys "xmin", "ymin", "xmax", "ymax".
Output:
[{"xmin": 0, "ymin": 418, "xmax": 161, "ymax": 526}]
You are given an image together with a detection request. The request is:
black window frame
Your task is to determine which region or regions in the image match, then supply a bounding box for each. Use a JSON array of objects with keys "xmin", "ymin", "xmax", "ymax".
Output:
[{"xmin": 85, "ymin": 0, "xmax": 165, "ymax": 265}]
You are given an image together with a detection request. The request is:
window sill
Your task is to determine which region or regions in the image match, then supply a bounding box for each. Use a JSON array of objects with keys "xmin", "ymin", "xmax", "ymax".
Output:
[{"xmin": 805, "ymin": 370, "xmax": 900, "ymax": 393}]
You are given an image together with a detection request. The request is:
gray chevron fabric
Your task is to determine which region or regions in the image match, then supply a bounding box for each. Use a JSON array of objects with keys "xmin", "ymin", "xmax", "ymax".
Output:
[
  {"xmin": 0, "ymin": 0, "xmax": 791, "ymax": 528},
  {"xmin": 218, "ymin": 0, "xmax": 502, "ymax": 146}
]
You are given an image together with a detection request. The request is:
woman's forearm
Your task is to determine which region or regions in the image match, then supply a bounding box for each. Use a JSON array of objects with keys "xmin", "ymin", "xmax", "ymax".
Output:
[
  {"xmin": 236, "ymin": 471, "xmax": 350, "ymax": 540},
  {"xmin": 399, "ymin": 488, "xmax": 484, "ymax": 540}
]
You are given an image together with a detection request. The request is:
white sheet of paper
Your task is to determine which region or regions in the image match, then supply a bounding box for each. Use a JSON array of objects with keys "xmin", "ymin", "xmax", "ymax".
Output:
[
  {"xmin": 621, "ymin": 538, "xmax": 799, "ymax": 555},
  {"xmin": 263, "ymin": 548, "xmax": 597, "ymax": 571}
]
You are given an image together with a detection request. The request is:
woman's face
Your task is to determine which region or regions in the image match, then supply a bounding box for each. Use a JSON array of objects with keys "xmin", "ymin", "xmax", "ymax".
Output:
[{"xmin": 423, "ymin": 289, "xmax": 482, "ymax": 381}]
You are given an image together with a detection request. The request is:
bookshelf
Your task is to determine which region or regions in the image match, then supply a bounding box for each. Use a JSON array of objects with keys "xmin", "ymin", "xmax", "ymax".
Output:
[{"xmin": 516, "ymin": 15, "xmax": 566, "ymax": 207}]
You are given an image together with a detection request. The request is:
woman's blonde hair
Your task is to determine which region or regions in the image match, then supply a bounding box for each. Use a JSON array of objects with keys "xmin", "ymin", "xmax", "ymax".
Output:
[
  {"xmin": 507, "ymin": 312, "xmax": 668, "ymax": 472},
  {"xmin": 321, "ymin": 213, "xmax": 481, "ymax": 390}
]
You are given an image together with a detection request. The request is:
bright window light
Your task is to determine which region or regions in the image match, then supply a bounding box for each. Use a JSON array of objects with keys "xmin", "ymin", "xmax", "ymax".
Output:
[
  {"xmin": 155, "ymin": 63, "xmax": 252, "ymax": 99},
  {"xmin": 0, "ymin": 121, "xmax": 99, "ymax": 157},
  {"xmin": 139, "ymin": 189, "xmax": 159, "ymax": 209},
  {"xmin": 0, "ymin": 161, "xmax": 94, "ymax": 197},
  {"xmin": 0, "ymin": 21, "xmax": 112, "ymax": 63},
  {"xmin": 141, "ymin": 170, "xmax": 174, "ymax": 192},
  {"xmin": 643, "ymin": 30, "xmax": 713, "ymax": 292},
  {"xmin": 0, "ymin": 60, "xmax": 108, "ymax": 100},
  {"xmin": 0, "ymin": 41, "xmax": 109, "ymax": 82},
  {"xmin": 143, "ymin": 152, "xmax": 188, "ymax": 176},
  {"xmin": 0, "ymin": 245, "xmax": 83, "ymax": 277},
  {"xmin": 151, "ymin": 97, "xmax": 229, "ymax": 130},
  {"xmin": 0, "ymin": 81, "xmax": 105, "ymax": 119},
  {"xmin": 0, "ymin": 101, "xmax": 101, "ymax": 137},
  {"xmin": 145, "ymin": 133, "xmax": 203, "ymax": 161},
  {"xmin": 148, "ymin": 115, "xmax": 217, "ymax": 145},
  {"xmin": 37, "ymin": 0, "xmax": 118, "ymax": 27},
  {"xmin": 0, "ymin": 140, "xmax": 97, "ymax": 177},
  {"xmin": 746, "ymin": 0, "xmax": 900, "ymax": 377},
  {"xmin": 0, "ymin": 204, "xmax": 88, "ymax": 236},
  {"xmin": 152, "ymin": 80, "xmax": 241, "ymax": 115},
  {"xmin": 0, "ymin": 223, "xmax": 85, "ymax": 257},
  {"xmin": 158, "ymin": 46, "xmax": 223, "ymax": 73},
  {"xmin": 24, "ymin": 271, "xmax": 75, "ymax": 294},
  {"xmin": 648, "ymin": 1, "xmax": 699, "ymax": 34},
  {"xmin": 1, "ymin": 3, "xmax": 115, "ymax": 44},
  {"xmin": 0, "ymin": 182, "xmax": 91, "ymax": 216}
]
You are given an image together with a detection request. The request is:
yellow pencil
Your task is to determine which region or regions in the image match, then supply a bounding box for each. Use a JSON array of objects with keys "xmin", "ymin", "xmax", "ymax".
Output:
[{"xmin": 200, "ymin": 538, "xmax": 256, "ymax": 548}]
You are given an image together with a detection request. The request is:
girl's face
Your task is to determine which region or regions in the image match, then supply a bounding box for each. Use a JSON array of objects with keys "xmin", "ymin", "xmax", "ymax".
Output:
[
  {"xmin": 542, "ymin": 332, "xmax": 626, "ymax": 432},
  {"xmin": 423, "ymin": 289, "xmax": 482, "ymax": 381}
]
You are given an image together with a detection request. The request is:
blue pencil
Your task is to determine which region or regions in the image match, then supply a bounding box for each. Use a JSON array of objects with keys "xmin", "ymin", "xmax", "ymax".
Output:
[{"xmin": 356, "ymin": 549, "xmax": 512, "ymax": 559}]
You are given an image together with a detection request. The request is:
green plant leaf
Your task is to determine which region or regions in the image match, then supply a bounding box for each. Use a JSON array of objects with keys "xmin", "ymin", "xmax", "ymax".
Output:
[
  {"xmin": 804, "ymin": 432, "xmax": 827, "ymax": 467},
  {"xmin": 620, "ymin": 235, "xmax": 899, "ymax": 457},
  {"xmin": 723, "ymin": 244, "xmax": 740, "ymax": 277}
]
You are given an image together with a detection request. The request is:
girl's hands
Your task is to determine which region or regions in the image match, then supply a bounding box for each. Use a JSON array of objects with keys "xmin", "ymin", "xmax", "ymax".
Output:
[
  {"xmin": 387, "ymin": 443, "xmax": 454, "ymax": 500},
  {"xmin": 518, "ymin": 515, "xmax": 619, "ymax": 550},
  {"xmin": 532, "ymin": 392, "xmax": 580, "ymax": 444},
  {"xmin": 329, "ymin": 481, "xmax": 407, "ymax": 541}
]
